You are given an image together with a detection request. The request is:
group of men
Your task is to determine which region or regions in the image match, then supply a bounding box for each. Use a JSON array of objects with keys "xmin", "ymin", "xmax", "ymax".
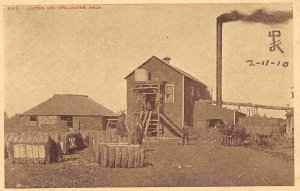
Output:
[{"xmin": 116, "ymin": 113, "xmax": 143, "ymax": 145}]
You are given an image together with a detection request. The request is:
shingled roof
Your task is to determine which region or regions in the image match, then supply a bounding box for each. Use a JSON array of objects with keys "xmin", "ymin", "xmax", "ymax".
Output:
[
  {"xmin": 21, "ymin": 94, "xmax": 117, "ymax": 117},
  {"xmin": 124, "ymin": 56, "xmax": 207, "ymax": 87}
]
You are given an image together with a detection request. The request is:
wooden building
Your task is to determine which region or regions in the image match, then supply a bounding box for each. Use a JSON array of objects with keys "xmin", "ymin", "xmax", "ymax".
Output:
[
  {"xmin": 193, "ymin": 101, "xmax": 246, "ymax": 129},
  {"xmin": 20, "ymin": 94, "xmax": 117, "ymax": 132},
  {"xmin": 125, "ymin": 56, "xmax": 211, "ymax": 138}
]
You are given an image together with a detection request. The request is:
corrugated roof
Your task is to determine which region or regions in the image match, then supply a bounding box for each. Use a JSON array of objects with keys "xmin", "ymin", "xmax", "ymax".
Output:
[
  {"xmin": 124, "ymin": 56, "xmax": 207, "ymax": 87},
  {"xmin": 21, "ymin": 94, "xmax": 117, "ymax": 117}
]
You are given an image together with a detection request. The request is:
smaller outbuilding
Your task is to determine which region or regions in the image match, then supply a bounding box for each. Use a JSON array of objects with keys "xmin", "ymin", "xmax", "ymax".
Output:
[
  {"xmin": 193, "ymin": 101, "xmax": 246, "ymax": 129},
  {"xmin": 20, "ymin": 94, "xmax": 117, "ymax": 132}
]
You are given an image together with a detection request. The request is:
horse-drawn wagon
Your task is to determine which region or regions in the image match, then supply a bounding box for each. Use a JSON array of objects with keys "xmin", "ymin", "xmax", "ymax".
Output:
[
  {"xmin": 219, "ymin": 115, "xmax": 284, "ymax": 146},
  {"xmin": 241, "ymin": 115, "xmax": 283, "ymax": 145}
]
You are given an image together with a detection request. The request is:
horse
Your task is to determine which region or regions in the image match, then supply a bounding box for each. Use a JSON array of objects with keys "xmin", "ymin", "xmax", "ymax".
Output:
[
  {"xmin": 232, "ymin": 125, "xmax": 246, "ymax": 146},
  {"xmin": 219, "ymin": 121, "xmax": 234, "ymax": 145}
]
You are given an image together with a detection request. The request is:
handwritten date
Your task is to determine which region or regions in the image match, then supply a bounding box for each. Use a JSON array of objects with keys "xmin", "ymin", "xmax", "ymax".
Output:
[{"xmin": 246, "ymin": 60, "xmax": 289, "ymax": 67}]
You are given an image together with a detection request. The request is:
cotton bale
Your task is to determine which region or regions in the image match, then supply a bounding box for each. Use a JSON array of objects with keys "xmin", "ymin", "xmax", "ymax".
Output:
[
  {"xmin": 98, "ymin": 144, "xmax": 145, "ymax": 168},
  {"xmin": 75, "ymin": 133, "xmax": 86, "ymax": 150}
]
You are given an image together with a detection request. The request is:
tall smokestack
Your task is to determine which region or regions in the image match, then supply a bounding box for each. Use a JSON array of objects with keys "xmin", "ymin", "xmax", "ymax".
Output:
[
  {"xmin": 216, "ymin": 21, "xmax": 223, "ymax": 107},
  {"xmin": 215, "ymin": 9, "xmax": 292, "ymax": 107}
]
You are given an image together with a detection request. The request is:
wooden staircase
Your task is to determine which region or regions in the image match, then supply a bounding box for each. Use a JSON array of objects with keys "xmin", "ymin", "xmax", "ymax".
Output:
[
  {"xmin": 139, "ymin": 111, "xmax": 160, "ymax": 137},
  {"xmin": 159, "ymin": 113, "xmax": 183, "ymax": 138},
  {"xmin": 138, "ymin": 111, "xmax": 183, "ymax": 138}
]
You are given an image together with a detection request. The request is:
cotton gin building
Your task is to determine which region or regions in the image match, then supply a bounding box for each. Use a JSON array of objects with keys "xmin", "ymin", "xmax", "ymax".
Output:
[
  {"xmin": 20, "ymin": 94, "xmax": 117, "ymax": 132},
  {"xmin": 125, "ymin": 56, "xmax": 212, "ymax": 138}
]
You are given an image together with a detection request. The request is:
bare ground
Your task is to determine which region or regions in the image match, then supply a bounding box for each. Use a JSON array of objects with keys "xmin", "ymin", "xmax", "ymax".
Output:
[{"xmin": 5, "ymin": 139, "xmax": 294, "ymax": 188}]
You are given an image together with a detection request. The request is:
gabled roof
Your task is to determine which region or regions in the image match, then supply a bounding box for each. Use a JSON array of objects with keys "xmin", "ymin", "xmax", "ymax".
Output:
[
  {"xmin": 124, "ymin": 56, "xmax": 207, "ymax": 87},
  {"xmin": 21, "ymin": 94, "xmax": 117, "ymax": 117}
]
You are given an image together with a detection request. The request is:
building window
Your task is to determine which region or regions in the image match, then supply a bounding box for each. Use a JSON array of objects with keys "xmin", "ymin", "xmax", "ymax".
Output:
[
  {"xmin": 30, "ymin": 115, "xmax": 37, "ymax": 121},
  {"xmin": 61, "ymin": 115, "xmax": 73, "ymax": 128},
  {"xmin": 165, "ymin": 84, "xmax": 174, "ymax": 103}
]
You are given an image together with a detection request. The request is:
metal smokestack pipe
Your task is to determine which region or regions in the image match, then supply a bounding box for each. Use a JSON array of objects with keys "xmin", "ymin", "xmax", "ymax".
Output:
[
  {"xmin": 216, "ymin": 21, "xmax": 223, "ymax": 107},
  {"xmin": 215, "ymin": 9, "xmax": 292, "ymax": 107}
]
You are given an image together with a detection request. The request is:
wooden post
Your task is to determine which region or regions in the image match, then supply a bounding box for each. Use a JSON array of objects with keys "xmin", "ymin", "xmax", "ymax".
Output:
[
  {"xmin": 142, "ymin": 111, "xmax": 148, "ymax": 128},
  {"xmin": 144, "ymin": 111, "xmax": 152, "ymax": 138}
]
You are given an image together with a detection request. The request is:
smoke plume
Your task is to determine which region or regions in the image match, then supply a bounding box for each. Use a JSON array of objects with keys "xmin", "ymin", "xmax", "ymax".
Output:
[{"xmin": 217, "ymin": 9, "xmax": 293, "ymax": 25}]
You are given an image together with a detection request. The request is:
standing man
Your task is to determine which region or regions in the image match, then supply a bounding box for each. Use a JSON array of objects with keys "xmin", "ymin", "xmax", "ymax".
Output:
[
  {"xmin": 133, "ymin": 119, "xmax": 144, "ymax": 145},
  {"xmin": 181, "ymin": 125, "xmax": 192, "ymax": 145},
  {"xmin": 116, "ymin": 113, "xmax": 128, "ymax": 137}
]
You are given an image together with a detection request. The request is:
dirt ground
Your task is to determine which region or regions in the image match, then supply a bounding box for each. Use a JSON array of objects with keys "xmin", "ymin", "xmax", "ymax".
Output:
[{"xmin": 5, "ymin": 139, "xmax": 294, "ymax": 188}]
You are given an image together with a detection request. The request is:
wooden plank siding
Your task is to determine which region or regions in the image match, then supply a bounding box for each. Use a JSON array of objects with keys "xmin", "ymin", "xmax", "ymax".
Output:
[
  {"xmin": 193, "ymin": 102, "xmax": 235, "ymax": 129},
  {"xmin": 184, "ymin": 77, "xmax": 211, "ymax": 127},
  {"xmin": 126, "ymin": 58, "xmax": 183, "ymax": 133},
  {"xmin": 20, "ymin": 115, "xmax": 106, "ymax": 132}
]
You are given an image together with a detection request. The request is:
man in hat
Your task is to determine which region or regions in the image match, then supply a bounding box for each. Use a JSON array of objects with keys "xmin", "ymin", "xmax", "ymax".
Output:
[
  {"xmin": 181, "ymin": 125, "xmax": 192, "ymax": 145},
  {"xmin": 132, "ymin": 119, "xmax": 144, "ymax": 145},
  {"xmin": 116, "ymin": 113, "xmax": 128, "ymax": 137}
]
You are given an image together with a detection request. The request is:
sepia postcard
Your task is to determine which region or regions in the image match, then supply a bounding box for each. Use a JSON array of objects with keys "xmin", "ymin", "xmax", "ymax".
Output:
[{"xmin": 1, "ymin": 0, "xmax": 299, "ymax": 189}]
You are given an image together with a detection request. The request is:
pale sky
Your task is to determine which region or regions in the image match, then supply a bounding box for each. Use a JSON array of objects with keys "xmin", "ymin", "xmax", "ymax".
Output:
[{"xmin": 4, "ymin": 3, "xmax": 293, "ymax": 118}]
